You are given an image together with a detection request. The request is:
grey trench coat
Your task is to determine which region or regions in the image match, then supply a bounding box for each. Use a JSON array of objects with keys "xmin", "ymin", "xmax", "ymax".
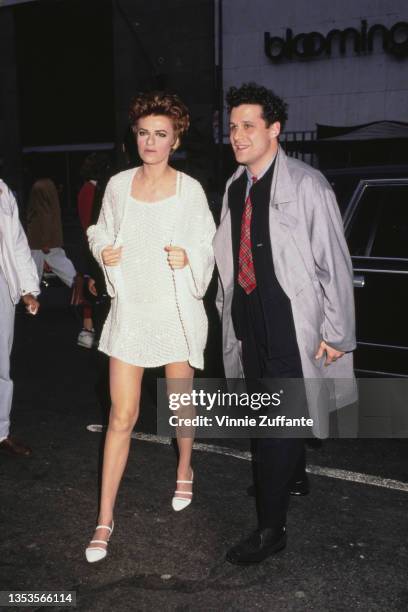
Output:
[{"xmin": 213, "ymin": 147, "xmax": 357, "ymax": 437}]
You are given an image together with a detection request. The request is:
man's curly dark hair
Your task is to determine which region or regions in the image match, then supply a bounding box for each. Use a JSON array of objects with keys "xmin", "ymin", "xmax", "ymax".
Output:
[{"xmin": 226, "ymin": 82, "xmax": 288, "ymax": 131}]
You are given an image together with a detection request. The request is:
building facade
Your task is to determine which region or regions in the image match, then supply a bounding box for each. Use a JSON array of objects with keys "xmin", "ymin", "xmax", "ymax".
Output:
[
  {"xmin": 222, "ymin": 0, "xmax": 408, "ymax": 135},
  {"xmin": 1, "ymin": 0, "xmax": 407, "ymax": 194}
]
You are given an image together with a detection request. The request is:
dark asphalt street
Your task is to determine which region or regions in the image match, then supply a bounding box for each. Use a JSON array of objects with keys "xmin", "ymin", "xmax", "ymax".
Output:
[{"xmin": 1, "ymin": 304, "xmax": 407, "ymax": 612}]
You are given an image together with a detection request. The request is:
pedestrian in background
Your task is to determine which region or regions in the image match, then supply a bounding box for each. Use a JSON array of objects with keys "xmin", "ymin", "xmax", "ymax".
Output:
[
  {"xmin": 77, "ymin": 153, "xmax": 111, "ymax": 348},
  {"xmin": 27, "ymin": 177, "xmax": 77, "ymax": 290}
]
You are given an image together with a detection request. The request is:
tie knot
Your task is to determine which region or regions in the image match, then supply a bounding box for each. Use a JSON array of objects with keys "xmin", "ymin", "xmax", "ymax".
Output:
[{"xmin": 252, "ymin": 176, "xmax": 258, "ymax": 184}]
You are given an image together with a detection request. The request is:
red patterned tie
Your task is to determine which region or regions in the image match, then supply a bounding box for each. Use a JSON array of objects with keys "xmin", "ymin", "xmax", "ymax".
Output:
[{"xmin": 238, "ymin": 176, "xmax": 257, "ymax": 294}]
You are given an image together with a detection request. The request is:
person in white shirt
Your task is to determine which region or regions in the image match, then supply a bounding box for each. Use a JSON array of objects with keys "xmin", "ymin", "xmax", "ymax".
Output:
[{"xmin": 0, "ymin": 179, "xmax": 40, "ymax": 457}]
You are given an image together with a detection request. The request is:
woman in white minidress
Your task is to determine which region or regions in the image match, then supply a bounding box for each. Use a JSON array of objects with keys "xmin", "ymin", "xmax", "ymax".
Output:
[{"xmin": 85, "ymin": 92, "xmax": 216, "ymax": 562}]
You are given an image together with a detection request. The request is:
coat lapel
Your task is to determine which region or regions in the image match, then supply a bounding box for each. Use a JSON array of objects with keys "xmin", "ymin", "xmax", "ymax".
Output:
[
  {"xmin": 213, "ymin": 166, "xmax": 245, "ymax": 288},
  {"xmin": 270, "ymin": 146, "xmax": 297, "ymax": 210},
  {"xmin": 214, "ymin": 148, "xmax": 302, "ymax": 297},
  {"xmin": 213, "ymin": 208, "xmax": 233, "ymax": 288},
  {"xmin": 267, "ymin": 148, "xmax": 309, "ymax": 299},
  {"xmin": 268, "ymin": 147, "xmax": 298, "ymax": 252}
]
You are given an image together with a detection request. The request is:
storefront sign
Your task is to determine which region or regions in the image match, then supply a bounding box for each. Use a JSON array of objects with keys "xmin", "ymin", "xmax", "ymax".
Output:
[{"xmin": 264, "ymin": 20, "xmax": 408, "ymax": 62}]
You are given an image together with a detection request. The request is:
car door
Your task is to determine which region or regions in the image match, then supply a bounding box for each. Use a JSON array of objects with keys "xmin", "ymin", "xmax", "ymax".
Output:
[{"xmin": 343, "ymin": 179, "xmax": 408, "ymax": 377}]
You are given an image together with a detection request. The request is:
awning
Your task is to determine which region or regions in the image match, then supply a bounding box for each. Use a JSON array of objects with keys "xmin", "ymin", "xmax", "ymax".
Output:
[
  {"xmin": 22, "ymin": 143, "xmax": 115, "ymax": 154},
  {"xmin": 0, "ymin": 1, "xmax": 37, "ymax": 7},
  {"xmin": 317, "ymin": 121, "xmax": 408, "ymax": 142}
]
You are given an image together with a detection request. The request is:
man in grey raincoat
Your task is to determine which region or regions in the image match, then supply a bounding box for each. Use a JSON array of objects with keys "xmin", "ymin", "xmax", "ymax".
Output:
[{"xmin": 213, "ymin": 83, "xmax": 356, "ymax": 565}]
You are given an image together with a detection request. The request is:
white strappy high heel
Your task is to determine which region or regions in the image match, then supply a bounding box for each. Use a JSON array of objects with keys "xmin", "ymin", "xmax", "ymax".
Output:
[
  {"xmin": 85, "ymin": 521, "xmax": 114, "ymax": 563},
  {"xmin": 172, "ymin": 470, "xmax": 194, "ymax": 511}
]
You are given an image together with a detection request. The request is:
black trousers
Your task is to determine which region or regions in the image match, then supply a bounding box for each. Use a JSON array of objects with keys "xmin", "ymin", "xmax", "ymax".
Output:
[{"xmin": 240, "ymin": 291, "xmax": 306, "ymax": 531}]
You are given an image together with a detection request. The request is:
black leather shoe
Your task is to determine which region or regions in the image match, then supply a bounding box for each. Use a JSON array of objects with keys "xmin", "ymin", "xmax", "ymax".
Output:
[
  {"xmin": 246, "ymin": 475, "xmax": 309, "ymax": 497},
  {"xmin": 226, "ymin": 527, "xmax": 287, "ymax": 565},
  {"xmin": 0, "ymin": 436, "xmax": 32, "ymax": 457}
]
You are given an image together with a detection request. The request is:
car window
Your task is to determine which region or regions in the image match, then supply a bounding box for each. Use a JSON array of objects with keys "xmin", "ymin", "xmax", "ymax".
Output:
[
  {"xmin": 347, "ymin": 186, "xmax": 381, "ymax": 256},
  {"xmin": 327, "ymin": 177, "xmax": 359, "ymax": 214},
  {"xmin": 347, "ymin": 184, "xmax": 408, "ymax": 258},
  {"xmin": 370, "ymin": 186, "xmax": 408, "ymax": 258}
]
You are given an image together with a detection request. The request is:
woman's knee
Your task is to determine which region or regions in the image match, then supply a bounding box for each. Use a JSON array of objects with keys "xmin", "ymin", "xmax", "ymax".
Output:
[{"xmin": 108, "ymin": 404, "xmax": 139, "ymax": 433}]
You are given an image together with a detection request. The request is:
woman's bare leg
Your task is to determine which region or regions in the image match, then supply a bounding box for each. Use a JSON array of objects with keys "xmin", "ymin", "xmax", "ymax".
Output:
[
  {"xmin": 88, "ymin": 357, "xmax": 144, "ymax": 548},
  {"xmin": 165, "ymin": 361, "xmax": 194, "ymax": 498}
]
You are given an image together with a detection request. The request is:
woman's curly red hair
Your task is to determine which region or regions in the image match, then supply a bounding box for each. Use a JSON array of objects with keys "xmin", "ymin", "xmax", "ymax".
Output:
[{"xmin": 129, "ymin": 91, "xmax": 190, "ymax": 138}]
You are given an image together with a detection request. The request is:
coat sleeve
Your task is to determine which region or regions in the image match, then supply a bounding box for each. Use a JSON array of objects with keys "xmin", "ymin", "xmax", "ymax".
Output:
[
  {"xmin": 309, "ymin": 177, "xmax": 356, "ymax": 352},
  {"xmin": 86, "ymin": 178, "xmax": 117, "ymax": 297},
  {"xmin": 5, "ymin": 186, "xmax": 40, "ymax": 297},
  {"xmin": 183, "ymin": 183, "xmax": 216, "ymax": 300}
]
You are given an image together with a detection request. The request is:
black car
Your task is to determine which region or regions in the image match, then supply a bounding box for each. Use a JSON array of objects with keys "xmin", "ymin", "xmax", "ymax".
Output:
[{"xmin": 343, "ymin": 178, "xmax": 408, "ymax": 377}]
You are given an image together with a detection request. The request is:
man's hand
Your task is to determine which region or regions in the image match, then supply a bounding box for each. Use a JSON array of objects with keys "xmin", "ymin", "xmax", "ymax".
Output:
[
  {"xmin": 164, "ymin": 245, "xmax": 189, "ymax": 270},
  {"xmin": 315, "ymin": 341, "xmax": 345, "ymax": 366},
  {"xmin": 22, "ymin": 294, "xmax": 40, "ymax": 315},
  {"xmin": 102, "ymin": 245, "xmax": 122, "ymax": 267},
  {"xmin": 88, "ymin": 278, "xmax": 98, "ymax": 297}
]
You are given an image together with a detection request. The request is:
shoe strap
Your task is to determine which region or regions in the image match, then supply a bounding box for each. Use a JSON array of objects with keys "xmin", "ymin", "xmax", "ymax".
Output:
[
  {"xmin": 176, "ymin": 479, "xmax": 193, "ymax": 484},
  {"xmin": 174, "ymin": 490, "xmax": 193, "ymax": 496},
  {"xmin": 96, "ymin": 524, "xmax": 113, "ymax": 533},
  {"xmin": 90, "ymin": 539, "xmax": 109, "ymax": 545}
]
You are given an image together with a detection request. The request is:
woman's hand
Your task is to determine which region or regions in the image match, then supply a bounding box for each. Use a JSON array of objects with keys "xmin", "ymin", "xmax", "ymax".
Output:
[
  {"xmin": 102, "ymin": 245, "xmax": 122, "ymax": 266},
  {"xmin": 165, "ymin": 245, "xmax": 189, "ymax": 270},
  {"xmin": 315, "ymin": 341, "xmax": 345, "ymax": 366}
]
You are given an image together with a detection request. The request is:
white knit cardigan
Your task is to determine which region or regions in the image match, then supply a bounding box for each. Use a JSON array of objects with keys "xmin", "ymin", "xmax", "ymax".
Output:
[{"xmin": 87, "ymin": 167, "xmax": 216, "ymax": 370}]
